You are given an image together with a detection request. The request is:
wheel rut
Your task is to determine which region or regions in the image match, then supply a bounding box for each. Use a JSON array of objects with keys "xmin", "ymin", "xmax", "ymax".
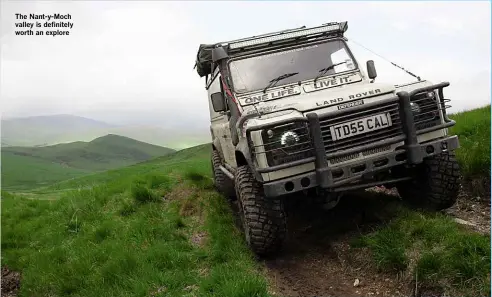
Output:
[{"xmin": 240, "ymin": 186, "xmax": 490, "ymax": 297}]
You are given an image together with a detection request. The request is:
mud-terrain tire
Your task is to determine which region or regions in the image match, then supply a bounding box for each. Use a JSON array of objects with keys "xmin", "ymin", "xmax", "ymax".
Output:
[
  {"xmin": 396, "ymin": 151, "xmax": 461, "ymax": 210},
  {"xmin": 235, "ymin": 165, "xmax": 287, "ymax": 256},
  {"xmin": 211, "ymin": 150, "xmax": 235, "ymax": 199}
]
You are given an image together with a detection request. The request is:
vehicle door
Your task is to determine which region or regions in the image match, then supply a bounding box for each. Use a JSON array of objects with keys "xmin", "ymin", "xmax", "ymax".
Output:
[{"xmin": 208, "ymin": 67, "xmax": 236, "ymax": 166}]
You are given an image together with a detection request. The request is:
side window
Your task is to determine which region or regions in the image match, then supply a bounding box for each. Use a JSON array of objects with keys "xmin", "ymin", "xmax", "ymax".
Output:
[{"xmin": 206, "ymin": 65, "xmax": 221, "ymax": 89}]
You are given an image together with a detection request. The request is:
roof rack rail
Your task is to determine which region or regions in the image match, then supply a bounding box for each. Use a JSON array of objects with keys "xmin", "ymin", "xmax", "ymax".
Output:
[
  {"xmin": 215, "ymin": 25, "xmax": 308, "ymax": 48},
  {"xmin": 228, "ymin": 22, "xmax": 347, "ymax": 50}
]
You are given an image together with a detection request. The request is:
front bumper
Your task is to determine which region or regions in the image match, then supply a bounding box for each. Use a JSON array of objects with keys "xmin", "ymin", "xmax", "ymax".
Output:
[
  {"xmin": 240, "ymin": 82, "xmax": 460, "ymax": 197},
  {"xmin": 262, "ymin": 135, "xmax": 459, "ymax": 197}
]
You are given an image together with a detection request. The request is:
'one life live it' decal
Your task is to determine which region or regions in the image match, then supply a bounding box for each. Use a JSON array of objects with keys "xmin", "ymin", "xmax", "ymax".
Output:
[
  {"xmin": 303, "ymin": 72, "xmax": 362, "ymax": 93},
  {"xmin": 238, "ymin": 86, "xmax": 301, "ymax": 106},
  {"xmin": 237, "ymin": 72, "xmax": 363, "ymax": 106}
]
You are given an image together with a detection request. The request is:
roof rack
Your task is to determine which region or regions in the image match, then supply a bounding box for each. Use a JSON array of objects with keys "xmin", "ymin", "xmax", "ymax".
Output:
[
  {"xmin": 194, "ymin": 21, "xmax": 348, "ymax": 77},
  {"xmin": 215, "ymin": 25, "xmax": 308, "ymax": 48},
  {"xmin": 229, "ymin": 22, "xmax": 346, "ymax": 50}
]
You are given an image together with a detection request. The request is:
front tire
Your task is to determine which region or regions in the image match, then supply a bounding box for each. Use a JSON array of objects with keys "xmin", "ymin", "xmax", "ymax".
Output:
[
  {"xmin": 235, "ymin": 165, "xmax": 287, "ymax": 256},
  {"xmin": 396, "ymin": 151, "xmax": 461, "ymax": 210},
  {"xmin": 211, "ymin": 150, "xmax": 235, "ymax": 199}
]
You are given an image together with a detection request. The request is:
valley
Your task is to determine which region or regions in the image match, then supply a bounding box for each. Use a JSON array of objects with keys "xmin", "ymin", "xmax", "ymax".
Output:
[{"xmin": 1, "ymin": 134, "xmax": 175, "ymax": 190}]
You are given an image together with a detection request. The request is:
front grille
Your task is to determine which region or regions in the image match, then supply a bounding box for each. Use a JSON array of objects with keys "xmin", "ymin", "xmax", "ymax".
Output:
[
  {"xmin": 319, "ymin": 101, "xmax": 403, "ymax": 154},
  {"xmin": 329, "ymin": 145, "xmax": 392, "ymax": 165}
]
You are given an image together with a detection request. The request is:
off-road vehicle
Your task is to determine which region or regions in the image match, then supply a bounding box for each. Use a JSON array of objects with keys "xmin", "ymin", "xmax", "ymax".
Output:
[{"xmin": 194, "ymin": 21, "xmax": 461, "ymax": 256}]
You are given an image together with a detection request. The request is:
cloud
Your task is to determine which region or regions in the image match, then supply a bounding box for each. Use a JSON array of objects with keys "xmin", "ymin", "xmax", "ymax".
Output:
[{"xmin": 0, "ymin": 0, "xmax": 490, "ymax": 124}]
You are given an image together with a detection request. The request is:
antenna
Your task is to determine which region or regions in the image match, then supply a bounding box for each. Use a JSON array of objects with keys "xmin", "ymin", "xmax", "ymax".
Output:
[{"xmin": 347, "ymin": 37, "xmax": 422, "ymax": 81}]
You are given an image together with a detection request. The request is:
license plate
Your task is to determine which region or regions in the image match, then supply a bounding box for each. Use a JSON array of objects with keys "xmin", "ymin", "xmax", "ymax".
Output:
[{"xmin": 330, "ymin": 113, "xmax": 393, "ymax": 141}]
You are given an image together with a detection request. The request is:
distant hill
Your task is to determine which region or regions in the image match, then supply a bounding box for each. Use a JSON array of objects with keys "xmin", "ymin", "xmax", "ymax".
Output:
[
  {"xmin": 1, "ymin": 114, "xmax": 116, "ymax": 147},
  {"xmin": 1, "ymin": 114, "xmax": 209, "ymax": 149},
  {"xmin": 1, "ymin": 134, "xmax": 175, "ymax": 190}
]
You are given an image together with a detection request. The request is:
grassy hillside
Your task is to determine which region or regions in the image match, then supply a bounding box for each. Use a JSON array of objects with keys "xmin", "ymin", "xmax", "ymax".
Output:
[
  {"xmin": 1, "ymin": 134, "xmax": 175, "ymax": 190},
  {"xmin": 449, "ymin": 105, "xmax": 491, "ymax": 178},
  {"xmin": 2, "ymin": 144, "xmax": 269, "ymax": 297},
  {"xmin": 1, "ymin": 106, "xmax": 490, "ymax": 297},
  {"xmin": 1, "ymin": 152, "xmax": 91, "ymax": 190}
]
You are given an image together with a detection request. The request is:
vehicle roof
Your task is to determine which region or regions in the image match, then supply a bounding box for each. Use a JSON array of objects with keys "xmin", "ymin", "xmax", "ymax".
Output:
[{"xmin": 194, "ymin": 21, "xmax": 348, "ymax": 77}]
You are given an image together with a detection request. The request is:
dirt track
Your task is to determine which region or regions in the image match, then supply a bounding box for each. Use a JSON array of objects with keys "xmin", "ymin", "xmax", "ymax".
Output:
[{"xmin": 239, "ymin": 186, "xmax": 490, "ymax": 297}]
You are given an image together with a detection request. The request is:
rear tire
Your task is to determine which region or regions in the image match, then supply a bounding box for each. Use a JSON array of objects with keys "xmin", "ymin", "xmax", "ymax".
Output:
[
  {"xmin": 396, "ymin": 151, "xmax": 461, "ymax": 210},
  {"xmin": 235, "ymin": 165, "xmax": 287, "ymax": 256},
  {"xmin": 211, "ymin": 150, "xmax": 235, "ymax": 199}
]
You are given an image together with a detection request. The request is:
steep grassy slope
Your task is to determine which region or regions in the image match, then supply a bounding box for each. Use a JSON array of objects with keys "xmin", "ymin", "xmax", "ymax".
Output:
[
  {"xmin": 449, "ymin": 105, "xmax": 491, "ymax": 178},
  {"xmin": 1, "ymin": 134, "xmax": 175, "ymax": 190},
  {"xmin": 2, "ymin": 144, "xmax": 269, "ymax": 297},
  {"xmin": 1, "ymin": 106, "xmax": 490, "ymax": 297},
  {"xmin": 348, "ymin": 105, "xmax": 491, "ymax": 297}
]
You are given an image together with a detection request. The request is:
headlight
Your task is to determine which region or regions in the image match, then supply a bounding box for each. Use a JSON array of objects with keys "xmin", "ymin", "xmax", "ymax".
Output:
[
  {"xmin": 280, "ymin": 131, "xmax": 300, "ymax": 146},
  {"xmin": 411, "ymin": 90, "xmax": 440, "ymax": 130},
  {"xmin": 259, "ymin": 121, "xmax": 313, "ymax": 166}
]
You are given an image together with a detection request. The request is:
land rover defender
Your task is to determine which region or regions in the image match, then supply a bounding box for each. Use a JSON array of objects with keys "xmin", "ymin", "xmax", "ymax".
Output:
[{"xmin": 194, "ymin": 21, "xmax": 461, "ymax": 255}]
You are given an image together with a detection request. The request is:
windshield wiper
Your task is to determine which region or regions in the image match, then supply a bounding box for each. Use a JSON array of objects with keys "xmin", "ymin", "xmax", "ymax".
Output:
[
  {"xmin": 313, "ymin": 61, "xmax": 347, "ymax": 84},
  {"xmin": 263, "ymin": 72, "xmax": 299, "ymax": 93}
]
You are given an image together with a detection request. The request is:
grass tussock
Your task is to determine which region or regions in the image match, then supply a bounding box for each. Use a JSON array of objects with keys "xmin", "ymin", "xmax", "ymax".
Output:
[
  {"xmin": 184, "ymin": 170, "xmax": 214, "ymax": 190},
  {"xmin": 130, "ymin": 174, "xmax": 173, "ymax": 204},
  {"xmin": 351, "ymin": 208, "xmax": 490, "ymax": 296},
  {"xmin": 180, "ymin": 193, "xmax": 201, "ymax": 217},
  {"xmin": 131, "ymin": 183, "xmax": 159, "ymax": 203},
  {"xmin": 119, "ymin": 200, "xmax": 137, "ymax": 216}
]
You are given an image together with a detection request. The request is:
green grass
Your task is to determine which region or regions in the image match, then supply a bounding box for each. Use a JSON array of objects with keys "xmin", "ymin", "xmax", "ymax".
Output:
[
  {"xmin": 351, "ymin": 208, "xmax": 490, "ymax": 296},
  {"xmin": 1, "ymin": 143, "xmax": 268, "ymax": 297},
  {"xmin": 449, "ymin": 105, "xmax": 491, "ymax": 178},
  {"xmin": 1, "ymin": 106, "xmax": 490, "ymax": 297},
  {"xmin": 1, "ymin": 134, "xmax": 175, "ymax": 190},
  {"xmin": 1, "ymin": 152, "xmax": 91, "ymax": 190},
  {"xmin": 348, "ymin": 105, "xmax": 491, "ymax": 296}
]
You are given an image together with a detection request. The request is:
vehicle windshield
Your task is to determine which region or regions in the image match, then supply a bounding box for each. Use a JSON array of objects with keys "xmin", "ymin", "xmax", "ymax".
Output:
[{"xmin": 228, "ymin": 39, "xmax": 357, "ymax": 94}]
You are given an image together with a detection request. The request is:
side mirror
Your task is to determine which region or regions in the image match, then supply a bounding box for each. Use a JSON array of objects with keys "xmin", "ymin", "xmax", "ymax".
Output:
[
  {"xmin": 211, "ymin": 92, "xmax": 226, "ymax": 112},
  {"xmin": 366, "ymin": 60, "xmax": 377, "ymax": 80}
]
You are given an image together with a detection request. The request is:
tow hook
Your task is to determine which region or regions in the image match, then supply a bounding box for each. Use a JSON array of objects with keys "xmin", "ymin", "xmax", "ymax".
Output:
[{"xmin": 317, "ymin": 189, "xmax": 343, "ymax": 210}]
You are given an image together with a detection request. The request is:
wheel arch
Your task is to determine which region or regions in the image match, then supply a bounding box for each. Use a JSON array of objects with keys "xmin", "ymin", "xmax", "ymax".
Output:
[{"xmin": 235, "ymin": 138, "xmax": 263, "ymax": 182}]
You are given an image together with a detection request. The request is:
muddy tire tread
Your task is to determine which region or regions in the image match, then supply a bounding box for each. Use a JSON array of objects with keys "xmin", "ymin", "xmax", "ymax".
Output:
[
  {"xmin": 398, "ymin": 151, "xmax": 461, "ymax": 210},
  {"xmin": 235, "ymin": 165, "xmax": 287, "ymax": 255}
]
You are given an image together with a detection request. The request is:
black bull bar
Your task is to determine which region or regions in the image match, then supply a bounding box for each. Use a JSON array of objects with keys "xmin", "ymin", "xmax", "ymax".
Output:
[{"xmin": 241, "ymin": 82, "xmax": 460, "ymax": 195}]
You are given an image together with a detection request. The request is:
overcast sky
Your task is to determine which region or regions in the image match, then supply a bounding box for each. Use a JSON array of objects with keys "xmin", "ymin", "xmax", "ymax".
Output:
[{"xmin": 1, "ymin": 1, "xmax": 490, "ymax": 127}]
